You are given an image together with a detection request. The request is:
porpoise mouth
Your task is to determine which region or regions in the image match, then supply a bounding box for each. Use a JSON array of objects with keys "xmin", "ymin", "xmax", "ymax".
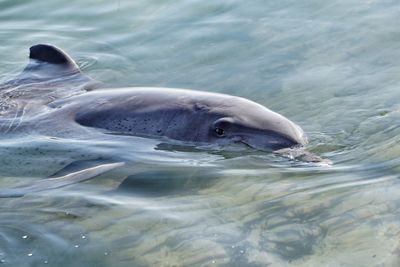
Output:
[
  {"xmin": 266, "ymin": 135, "xmax": 305, "ymax": 151},
  {"xmin": 239, "ymin": 131, "xmax": 306, "ymax": 152}
]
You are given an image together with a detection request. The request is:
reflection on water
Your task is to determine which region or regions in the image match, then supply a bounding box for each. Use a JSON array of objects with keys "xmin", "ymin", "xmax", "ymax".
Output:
[{"xmin": 1, "ymin": 0, "xmax": 400, "ymax": 266}]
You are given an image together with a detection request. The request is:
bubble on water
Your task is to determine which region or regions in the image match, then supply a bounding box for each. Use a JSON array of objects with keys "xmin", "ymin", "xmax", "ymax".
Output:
[{"xmin": 22, "ymin": 235, "xmax": 28, "ymax": 239}]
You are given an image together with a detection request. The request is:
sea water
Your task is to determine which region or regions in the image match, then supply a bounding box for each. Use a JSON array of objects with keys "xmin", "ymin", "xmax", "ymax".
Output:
[{"xmin": 0, "ymin": 0, "xmax": 400, "ymax": 266}]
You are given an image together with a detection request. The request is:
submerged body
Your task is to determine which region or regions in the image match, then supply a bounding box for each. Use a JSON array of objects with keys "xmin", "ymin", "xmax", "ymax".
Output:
[{"xmin": 0, "ymin": 44, "xmax": 310, "ymax": 197}]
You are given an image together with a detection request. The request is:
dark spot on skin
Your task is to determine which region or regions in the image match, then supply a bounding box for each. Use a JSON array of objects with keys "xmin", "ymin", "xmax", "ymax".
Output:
[{"xmin": 194, "ymin": 103, "xmax": 208, "ymax": 112}]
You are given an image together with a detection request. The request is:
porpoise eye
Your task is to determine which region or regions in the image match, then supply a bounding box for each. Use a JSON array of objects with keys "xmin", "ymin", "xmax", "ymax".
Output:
[{"xmin": 214, "ymin": 127, "xmax": 225, "ymax": 137}]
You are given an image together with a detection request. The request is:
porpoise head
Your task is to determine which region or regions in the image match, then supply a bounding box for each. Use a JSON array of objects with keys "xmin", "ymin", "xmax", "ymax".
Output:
[{"xmin": 204, "ymin": 97, "xmax": 307, "ymax": 151}]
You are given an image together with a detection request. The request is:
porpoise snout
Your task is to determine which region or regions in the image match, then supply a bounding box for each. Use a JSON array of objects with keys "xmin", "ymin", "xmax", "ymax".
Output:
[{"xmin": 288, "ymin": 122, "xmax": 308, "ymax": 146}]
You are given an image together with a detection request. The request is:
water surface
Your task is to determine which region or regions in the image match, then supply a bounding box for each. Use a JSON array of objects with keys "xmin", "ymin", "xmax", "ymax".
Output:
[{"xmin": 1, "ymin": 0, "xmax": 400, "ymax": 266}]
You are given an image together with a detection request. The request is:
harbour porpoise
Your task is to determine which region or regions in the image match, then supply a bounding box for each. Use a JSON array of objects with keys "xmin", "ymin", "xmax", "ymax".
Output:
[{"xmin": 0, "ymin": 44, "xmax": 310, "ymax": 197}]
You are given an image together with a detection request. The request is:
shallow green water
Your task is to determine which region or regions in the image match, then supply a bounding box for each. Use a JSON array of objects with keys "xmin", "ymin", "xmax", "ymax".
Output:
[{"xmin": 1, "ymin": 0, "xmax": 400, "ymax": 266}]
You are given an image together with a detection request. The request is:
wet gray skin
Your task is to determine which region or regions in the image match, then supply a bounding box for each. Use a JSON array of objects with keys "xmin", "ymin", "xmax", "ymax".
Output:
[
  {"xmin": 0, "ymin": 44, "xmax": 309, "ymax": 197},
  {"xmin": 46, "ymin": 87, "xmax": 307, "ymax": 151},
  {"xmin": 1, "ymin": 44, "xmax": 306, "ymax": 152}
]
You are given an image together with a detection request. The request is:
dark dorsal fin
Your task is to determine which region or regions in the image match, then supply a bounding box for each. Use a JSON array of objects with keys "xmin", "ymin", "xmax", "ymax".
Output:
[
  {"xmin": 16, "ymin": 44, "xmax": 83, "ymax": 81},
  {"xmin": 29, "ymin": 44, "xmax": 77, "ymax": 66},
  {"xmin": 26, "ymin": 44, "xmax": 80, "ymax": 73},
  {"xmin": 1, "ymin": 44, "xmax": 101, "ymax": 94}
]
